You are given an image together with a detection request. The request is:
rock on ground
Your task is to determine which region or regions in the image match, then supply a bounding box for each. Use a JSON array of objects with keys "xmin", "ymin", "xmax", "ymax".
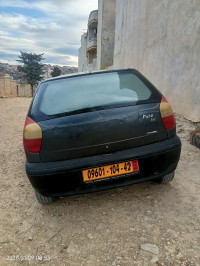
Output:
[{"xmin": 0, "ymin": 98, "xmax": 199, "ymax": 265}]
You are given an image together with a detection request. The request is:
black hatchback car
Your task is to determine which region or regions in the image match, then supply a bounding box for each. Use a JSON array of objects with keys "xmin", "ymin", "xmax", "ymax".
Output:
[{"xmin": 23, "ymin": 69, "xmax": 181, "ymax": 204}]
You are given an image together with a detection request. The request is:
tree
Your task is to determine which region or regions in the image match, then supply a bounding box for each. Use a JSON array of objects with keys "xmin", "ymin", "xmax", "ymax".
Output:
[
  {"xmin": 51, "ymin": 66, "xmax": 61, "ymax": 77},
  {"xmin": 16, "ymin": 51, "xmax": 45, "ymax": 96}
]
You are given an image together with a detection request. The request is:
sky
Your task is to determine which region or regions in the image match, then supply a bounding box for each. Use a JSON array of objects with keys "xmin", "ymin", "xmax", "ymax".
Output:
[{"xmin": 0, "ymin": 0, "xmax": 98, "ymax": 66}]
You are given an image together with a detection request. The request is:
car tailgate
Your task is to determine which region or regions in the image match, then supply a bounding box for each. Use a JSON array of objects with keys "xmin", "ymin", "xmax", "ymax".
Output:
[{"xmin": 38, "ymin": 103, "xmax": 167, "ymax": 162}]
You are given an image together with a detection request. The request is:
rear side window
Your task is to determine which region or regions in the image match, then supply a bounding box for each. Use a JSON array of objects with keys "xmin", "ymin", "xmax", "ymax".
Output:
[{"xmin": 31, "ymin": 71, "xmax": 161, "ymax": 120}]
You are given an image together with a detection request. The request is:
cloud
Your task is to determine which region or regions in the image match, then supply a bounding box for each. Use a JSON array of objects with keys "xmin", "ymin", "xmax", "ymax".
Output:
[
  {"xmin": 0, "ymin": 35, "xmax": 37, "ymax": 54},
  {"xmin": 53, "ymin": 48, "xmax": 78, "ymax": 57},
  {"xmin": 45, "ymin": 55, "xmax": 78, "ymax": 66},
  {"xmin": 0, "ymin": 13, "xmax": 61, "ymax": 35},
  {"xmin": 0, "ymin": 51, "xmax": 19, "ymax": 63},
  {"xmin": 0, "ymin": 0, "xmax": 98, "ymax": 65},
  {"xmin": 0, "ymin": 0, "xmax": 97, "ymax": 20}
]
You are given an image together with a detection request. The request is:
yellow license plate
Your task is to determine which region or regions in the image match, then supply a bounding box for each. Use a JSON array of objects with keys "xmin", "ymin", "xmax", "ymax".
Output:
[{"xmin": 82, "ymin": 160, "xmax": 139, "ymax": 182}]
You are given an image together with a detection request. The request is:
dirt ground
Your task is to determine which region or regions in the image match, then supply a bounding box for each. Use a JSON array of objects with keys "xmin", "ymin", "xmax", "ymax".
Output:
[{"xmin": 0, "ymin": 98, "xmax": 199, "ymax": 266}]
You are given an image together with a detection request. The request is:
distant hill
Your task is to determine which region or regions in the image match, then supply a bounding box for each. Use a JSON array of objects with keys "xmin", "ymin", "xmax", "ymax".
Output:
[
  {"xmin": 0, "ymin": 62, "xmax": 78, "ymax": 82},
  {"xmin": 43, "ymin": 64, "xmax": 78, "ymax": 79}
]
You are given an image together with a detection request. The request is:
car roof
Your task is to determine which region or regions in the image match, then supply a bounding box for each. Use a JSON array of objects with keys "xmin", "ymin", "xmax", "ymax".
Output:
[{"xmin": 41, "ymin": 68, "xmax": 138, "ymax": 83}]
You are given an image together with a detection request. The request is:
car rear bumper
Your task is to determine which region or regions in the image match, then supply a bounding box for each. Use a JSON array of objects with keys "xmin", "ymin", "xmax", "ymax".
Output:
[{"xmin": 26, "ymin": 136, "xmax": 181, "ymax": 197}]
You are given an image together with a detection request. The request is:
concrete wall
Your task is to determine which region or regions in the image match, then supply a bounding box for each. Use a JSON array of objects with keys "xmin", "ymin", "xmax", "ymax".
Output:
[
  {"xmin": 78, "ymin": 33, "xmax": 88, "ymax": 72},
  {"xmin": 17, "ymin": 84, "xmax": 32, "ymax": 97},
  {"xmin": 0, "ymin": 76, "xmax": 17, "ymax": 97},
  {"xmin": 0, "ymin": 76, "xmax": 32, "ymax": 97},
  {"xmin": 112, "ymin": 0, "xmax": 200, "ymax": 122},
  {"xmin": 97, "ymin": 0, "xmax": 116, "ymax": 69}
]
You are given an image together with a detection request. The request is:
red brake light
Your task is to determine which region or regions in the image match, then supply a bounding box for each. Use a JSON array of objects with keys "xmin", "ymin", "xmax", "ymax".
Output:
[
  {"xmin": 160, "ymin": 96, "xmax": 176, "ymax": 130},
  {"xmin": 162, "ymin": 115, "xmax": 176, "ymax": 130},
  {"xmin": 23, "ymin": 117, "xmax": 42, "ymax": 153}
]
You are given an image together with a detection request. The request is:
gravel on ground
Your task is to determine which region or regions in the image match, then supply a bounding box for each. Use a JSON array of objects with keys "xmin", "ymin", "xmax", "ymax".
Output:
[{"xmin": 0, "ymin": 98, "xmax": 199, "ymax": 266}]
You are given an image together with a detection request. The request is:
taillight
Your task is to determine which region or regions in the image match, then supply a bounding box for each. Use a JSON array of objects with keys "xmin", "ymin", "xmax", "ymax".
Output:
[
  {"xmin": 23, "ymin": 117, "xmax": 42, "ymax": 153},
  {"xmin": 160, "ymin": 96, "xmax": 176, "ymax": 130}
]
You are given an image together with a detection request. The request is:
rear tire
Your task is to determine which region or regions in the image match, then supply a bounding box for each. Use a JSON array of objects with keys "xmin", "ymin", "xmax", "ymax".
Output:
[
  {"xmin": 156, "ymin": 171, "xmax": 175, "ymax": 184},
  {"xmin": 35, "ymin": 190, "xmax": 58, "ymax": 205}
]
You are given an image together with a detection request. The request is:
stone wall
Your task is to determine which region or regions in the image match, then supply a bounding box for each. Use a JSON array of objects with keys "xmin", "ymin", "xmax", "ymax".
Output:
[{"xmin": 112, "ymin": 0, "xmax": 200, "ymax": 122}]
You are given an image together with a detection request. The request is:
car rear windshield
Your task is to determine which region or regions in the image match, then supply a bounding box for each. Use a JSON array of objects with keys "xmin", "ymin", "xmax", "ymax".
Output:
[{"xmin": 31, "ymin": 71, "xmax": 161, "ymax": 120}]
